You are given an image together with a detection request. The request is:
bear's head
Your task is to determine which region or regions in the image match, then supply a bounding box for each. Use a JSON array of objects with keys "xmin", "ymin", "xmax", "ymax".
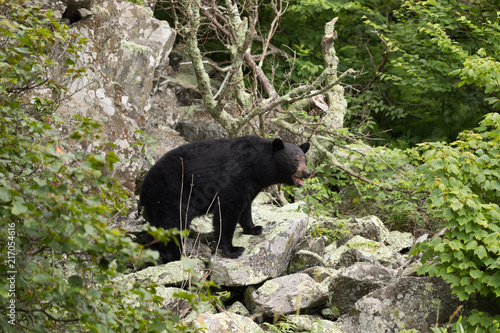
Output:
[{"xmin": 272, "ymin": 138, "xmax": 311, "ymax": 186}]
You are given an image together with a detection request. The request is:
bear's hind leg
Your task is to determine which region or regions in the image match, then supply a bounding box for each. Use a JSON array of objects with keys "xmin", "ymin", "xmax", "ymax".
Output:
[
  {"xmin": 213, "ymin": 209, "xmax": 244, "ymax": 258},
  {"xmin": 151, "ymin": 237, "xmax": 182, "ymax": 263}
]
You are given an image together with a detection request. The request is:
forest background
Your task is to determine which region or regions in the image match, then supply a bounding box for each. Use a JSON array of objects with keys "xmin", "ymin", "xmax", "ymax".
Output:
[{"xmin": 0, "ymin": 0, "xmax": 499, "ymax": 332}]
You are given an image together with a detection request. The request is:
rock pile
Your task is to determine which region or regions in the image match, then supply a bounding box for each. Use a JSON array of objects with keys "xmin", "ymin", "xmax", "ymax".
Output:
[{"xmin": 122, "ymin": 202, "xmax": 465, "ymax": 332}]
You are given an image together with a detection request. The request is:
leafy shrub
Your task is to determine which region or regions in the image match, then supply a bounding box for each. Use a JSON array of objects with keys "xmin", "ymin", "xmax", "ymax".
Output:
[
  {"xmin": 0, "ymin": 3, "xmax": 210, "ymax": 332},
  {"xmin": 411, "ymin": 113, "xmax": 500, "ymax": 332},
  {"xmin": 290, "ymin": 144, "xmax": 434, "ymax": 233}
]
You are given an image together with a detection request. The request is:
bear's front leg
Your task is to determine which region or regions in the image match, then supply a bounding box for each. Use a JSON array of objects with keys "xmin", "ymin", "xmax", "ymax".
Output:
[
  {"xmin": 213, "ymin": 208, "xmax": 245, "ymax": 258},
  {"xmin": 239, "ymin": 203, "xmax": 263, "ymax": 235}
]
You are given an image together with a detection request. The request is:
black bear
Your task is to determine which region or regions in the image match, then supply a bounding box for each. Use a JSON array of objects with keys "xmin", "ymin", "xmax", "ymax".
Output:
[{"xmin": 139, "ymin": 135, "xmax": 311, "ymax": 263}]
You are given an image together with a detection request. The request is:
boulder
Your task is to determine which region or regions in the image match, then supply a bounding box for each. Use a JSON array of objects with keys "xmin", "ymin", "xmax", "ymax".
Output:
[
  {"xmin": 288, "ymin": 235, "xmax": 328, "ymax": 273},
  {"xmin": 155, "ymin": 286, "xmax": 190, "ymax": 315},
  {"xmin": 119, "ymin": 285, "xmax": 193, "ymax": 316},
  {"xmin": 302, "ymin": 266, "xmax": 339, "ymax": 284},
  {"xmin": 328, "ymin": 263, "xmax": 394, "ymax": 315},
  {"xmin": 285, "ymin": 314, "xmax": 347, "ymax": 333},
  {"xmin": 193, "ymin": 312, "xmax": 262, "ymax": 333},
  {"xmin": 342, "ymin": 215, "xmax": 390, "ymax": 244},
  {"xmin": 183, "ymin": 302, "xmax": 217, "ymax": 326},
  {"xmin": 209, "ymin": 204, "xmax": 308, "ymax": 287},
  {"xmin": 338, "ymin": 276, "xmax": 462, "ymax": 332},
  {"xmin": 336, "ymin": 216, "xmax": 415, "ymax": 252},
  {"xmin": 337, "ymin": 247, "xmax": 379, "ymax": 267},
  {"xmin": 120, "ymin": 259, "xmax": 206, "ymax": 288},
  {"xmin": 324, "ymin": 235, "xmax": 406, "ymax": 269},
  {"xmin": 227, "ymin": 301, "xmax": 251, "ymax": 317},
  {"xmin": 384, "ymin": 230, "xmax": 415, "ymax": 253},
  {"xmin": 245, "ymin": 273, "xmax": 328, "ymax": 318},
  {"xmin": 44, "ymin": 0, "xmax": 179, "ymax": 191},
  {"xmin": 175, "ymin": 114, "xmax": 227, "ymax": 142}
]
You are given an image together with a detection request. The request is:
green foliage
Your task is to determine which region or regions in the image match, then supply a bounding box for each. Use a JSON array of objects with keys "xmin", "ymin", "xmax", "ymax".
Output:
[
  {"xmin": 460, "ymin": 310, "xmax": 500, "ymax": 333},
  {"xmin": 262, "ymin": 320, "xmax": 298, "ymax": 333},
  {"xmin": 286, "ymin": 161, "xmax": 346, "ymax": 217},
  {"xmin": 357, "ymin": 0, "xmax": 497, "ymax": 144},
  {"xmin": 308, "ymin": 224, "xmax": 344, "ymax": 243},
  {"xmin": 411, "ymin": 113, "xmax": 500, "ymax": 332},
  {"xmin": 413, "ymin": 2, "xmax": 500, "ymax": 109},
  {"xmin": 400, "ymin": 311, "xmax": 500, "ymax": 333},
  {"xmin": 292, "ymin": 145, "xmax": 433, "ymax": 233},
  {"xmin": 0, "ymin": 3, "xmax": 212, "ymax": 332},
  {"xmin": 0, "ymin": 3, "xmax": 85, "ymax": 118},
  {"xmin": 267, "ymin": 0, "xmax": 498, "ymax": 144}
]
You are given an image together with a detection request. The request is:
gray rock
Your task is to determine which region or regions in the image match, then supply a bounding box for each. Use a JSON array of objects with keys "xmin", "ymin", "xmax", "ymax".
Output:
[
  {"xmin": 227, "ymin": 301, "xmax": 250, "ymax": 317},
  {"xmin": 288, "ymin": 235, "xmax": 327, "ymax": 273},
  {"xmin": 285, "ymin": 314, "xmax": 347, "ymax": 333},
  {"xmin": 183, "ymin": 302, "xmax": 217, "ymax": 326},
  {"xmin": 384, "ymin": 230, "xmax": 415, "ymax": 253},
  {"xmin": 338, "ymin": 247, "xmax": 379, "ymax": 267},
  {"xmin": 339, "ymin": 216, "xmax": 415, "ymax": 253},
  {"xmin": 209, "ymin": 205, "xmax": 308, "ymax": 287},
  {"xmin": 155, "ymin": 286, "xmax": 190, "ymax": 315},
  {"xmin": 38, "ymin": 0, "xmax": 177, "ymax": 192},
  {"xmin": 245, "ymin": 273, "xmax": 328, "ymax": 317},
  {"xmin": 119, "ymin": 285, "xmax": 192, "ymax": 316},
  {"xmin": 321, "ymin": 307, "xmax": 340, "ymax": 321},
  {"xmin": 175, "ymin": 115, "xmax": 227, "ymax": 142},
  {"xmin": 342, "ymin": 215, "xmax": 390, "ymax": 244},
  {"xmin": 120, "ymin": 259, "xmax": 206, "ymax": 288},
  {"xmin": 328, "ymin": 263, "xmax": 394, "ymax": 315},
  {"xmin": 193, "ymin": 312, "xmax": 262, "ymax": 333},
  {"xmin": 338, "ymin": 276, "xmax": 462, "ymax": 332},
  {"xmin": 324, "ymin": 235, "xmax": 406, "ymax": 269},
  {"xmin": 302, "ymin": 266, "xmax": 339, "ymax": 284}
]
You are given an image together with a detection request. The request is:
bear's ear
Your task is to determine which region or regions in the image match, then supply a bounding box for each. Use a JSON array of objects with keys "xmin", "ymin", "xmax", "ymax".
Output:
[
  {"xmin": 272, "ymin": 138, "xmax": 284, "ymax": 151},
  {"xmin": 300, "ymin": 142, "xmax": 310, "ymax": 154}
]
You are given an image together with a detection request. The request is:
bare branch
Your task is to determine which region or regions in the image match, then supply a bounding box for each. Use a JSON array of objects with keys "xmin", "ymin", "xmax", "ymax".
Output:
[
  {"xmin": 254, "ymin": 35, "xmax": 292, "ymax": 59},
  {"xmin": 258, "ymin": 0, "xmax": 288, "ymax": 67}
]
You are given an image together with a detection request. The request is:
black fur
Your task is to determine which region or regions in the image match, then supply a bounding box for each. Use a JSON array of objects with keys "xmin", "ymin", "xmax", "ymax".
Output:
[{"xmin": 139, "ymin": 135, "xmax": 310, "ymax": 262}]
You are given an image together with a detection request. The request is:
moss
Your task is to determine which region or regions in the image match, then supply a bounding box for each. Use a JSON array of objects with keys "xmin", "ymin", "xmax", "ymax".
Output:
[
  {"xmin": 392, "ymin": 307, "xmax": 400, "ymax": 319},
  {"xmin": 120, "ymin": 39, "xmax": 152, "ymax": 54},
  {"xmin": 259, "ymin": 280, "xmax": 280, "ymax": 295},
  {"xmin": 430, "ymin": 299, "xmax": 442, "ymax": 322},
  {"xmin": 423, "ymin": 282, "xmax": 435, "ymax": 296},
  {"xmin": 330, "ymin": 305, "xmax": 341, "ymax": 317}
]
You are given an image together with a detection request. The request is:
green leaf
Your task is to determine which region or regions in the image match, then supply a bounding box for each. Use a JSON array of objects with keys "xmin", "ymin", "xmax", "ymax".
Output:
[
  {"xmin": 449, "ymin": 240, "xmax": 463, "ymax": 251},
  {"xmin": 474, "ymin": 245, "xmax": 487, "ymax": 259},
  {"xmin": 181, "ymin": 256, "xmax": 196, "ymax": 271},
  {"xmin": 475, "ymin": 172, "xmax": 486, "ymax": 184},
  {"xmin": 470, "ymin": 270, "xmax": 483, "ymax": 279},
  {"xmin": 451, "ymin": 200, "xmax": 464, "ymax": 211},
  {"xmin": 440, "ymin": 253, "xmax": 452, "ymax": 262},
  {"xmin": 0, "ymin": 187, "xmax": 12, "ymax": 202},
  {"xmin": 68, "ymin": 275, "xmax": 84, "ymax": 289},
  {"xmin": 465, "ymin": 240, "xmax": 478, "ymax": 251},
  {"xmin": 460, "ymin": 276, "xmax": 472, "ymax": 286},
  {"xmin": 468, "ymin": 310, "xmax": 481, "ymax": 325},
  {"xmin": 434, "ymin": 242, "xmax": 446, "ymax": 252},
  {"xmin": 33, "ymin": 273, "xmax": 52, "ymax": 284},
  {"xmin": 12, "ymin": 201, "xmax": 27, "ymax": 215},
  {"xmin": 480, "ymin": 315, "xmax": 494, "ymax": 327}
]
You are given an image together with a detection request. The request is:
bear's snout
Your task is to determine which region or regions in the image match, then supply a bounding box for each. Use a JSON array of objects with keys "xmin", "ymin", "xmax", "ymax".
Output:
[
  {"xmin": 292, "ymin": 164, "xmax": 311, "ymax": 186},
  {"xmin": 297, "ymin": 167, "xmax": 311, "ymax": 180}
]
